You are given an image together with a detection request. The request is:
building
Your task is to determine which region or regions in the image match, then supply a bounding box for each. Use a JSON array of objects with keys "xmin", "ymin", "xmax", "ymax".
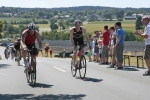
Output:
[{"xmin": 124, "ymin": 16, "xmax": 136, "ymax": 20}]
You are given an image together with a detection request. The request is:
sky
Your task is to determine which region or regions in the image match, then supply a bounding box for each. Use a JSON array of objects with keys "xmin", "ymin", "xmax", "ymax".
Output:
[{"xmin": 0, "ymin": 0, "xmax": 149, "ymax": 8}]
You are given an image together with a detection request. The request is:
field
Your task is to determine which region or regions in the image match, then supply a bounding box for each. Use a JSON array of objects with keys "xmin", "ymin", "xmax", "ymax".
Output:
[
  {"xmin": 0, "ymin": 18, "xmax": 136, "ymax": 33},
  {"xmin": 83, "ymin": 20, "xmax": 135, "ymax": 33}
]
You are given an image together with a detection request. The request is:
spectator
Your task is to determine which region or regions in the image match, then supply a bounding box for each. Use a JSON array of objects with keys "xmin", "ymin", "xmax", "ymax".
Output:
[
  {"xmin": 114, "ymin": 22, "xmax": 125, "ymax": 69},
  {"xmin": 94, "ymin": 37, "xmax": 99, "ymax": 62},
  {"xmin": 92, "ymin": 35, "xmax": 97, "ymax": 61},
  {"xmin": 63, "ymin": 49, "xmax": 66, "ymax": 58},
  {"xmin": 134, "ymin": 16, "xmax": 150, "ymax": 75},
  {"xmin": 98, "ymin": 40, "xmax": 102, "ymax": 63},
  {"xmin": 45, "ymin": 46, "xmax": 49, "ymax": 57},
  {"xmin": 100, "ymin": 25, "xmax": 110, "ymax": 64},
  {"xmin": 50, "ymin": 49, "xmax": 52, "ymax": 58},
  {"xmin": 109, "ymin": 27, "xmax": 117, "ymax": 68}
]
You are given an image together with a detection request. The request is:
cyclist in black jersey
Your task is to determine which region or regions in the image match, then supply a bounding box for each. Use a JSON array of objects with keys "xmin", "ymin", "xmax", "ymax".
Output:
[
  {"xmin": 14, "ymin": 38, "xmax": 21, "ymax": 60},
  {"xmin": 70, "ymin": 20, "xmax": 92, "ymax": 66}
]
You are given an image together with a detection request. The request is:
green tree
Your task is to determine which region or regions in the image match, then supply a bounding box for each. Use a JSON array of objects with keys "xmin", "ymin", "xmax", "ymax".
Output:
[
  {"xmin": 135, "ymin": 16, "xmax": 142, "ymax": 30},
  {"xmin": 0, "ymin": 21, "xmax": 4, "ymax": 38}
]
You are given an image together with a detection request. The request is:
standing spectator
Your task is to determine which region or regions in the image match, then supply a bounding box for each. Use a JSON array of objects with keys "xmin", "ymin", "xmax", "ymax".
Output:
[
  {"xmin": 100, "ymin": 25, "xmax": 110, "ymax": 64},
  {"xmin": 63, "ymin": 49, "xmax": 66, "ymax": 58},
  {"xmin": 109, "ymin": 27, "xmax": 117, "ymax": 68},
  {"xmin": 45, "ymin": 45, "xmax": 49, "ymax": 57},
  {"xmin": 92, "ymin": 35, "xmax": 97, "ymax": 61},
  {"xmin": 50, "ymin": 49, "xmax": 52, "ymax": 58},
  {"xmin": 134, "ymin": 16, "xmax": 150, "ymax": 75},
  {"xmin": 94, "ymin": 37, "xmax": 99, "ymax": 62},
  {"xmin": 114, "ymin": 22, "xmax": 125, "ymax": 69}
]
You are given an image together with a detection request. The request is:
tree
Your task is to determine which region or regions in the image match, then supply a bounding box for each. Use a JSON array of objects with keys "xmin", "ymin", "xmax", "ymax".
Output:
[
  {"xmin": 126, "ymin": 11, "xmax": 133, "ymax": 16},
  {"xmin": 58, "ymin": 20, "xmax": 64, "ymax": 30},
  {"xmin": 0, "ymin": 21, "xmax": 4, "ymax": 38},
  {"xmin": 135, "ymin": 16, "xmax": 142, "ymax": 30}
]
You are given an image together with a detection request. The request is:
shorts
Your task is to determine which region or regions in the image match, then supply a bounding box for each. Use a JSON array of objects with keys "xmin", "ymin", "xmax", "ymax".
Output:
[
  {"xmin": 15, "ymin": 45, "xmax": 20, "ymax": 50},
  {"xmin": 73, "ymin": 38, "xmax": 84, "ymax": 47},
  {"xmin": 144, "ymin": 45, "xmax": 150, "ymax": 60},
  {"xmin": 101, "ymin": 45, "xmax": 109, "ymax": 58},
  {"xmin": 116, "ymin": 44, "xmax": 124, "ymax": 63},
  {"xmin": 25, "ymin": 43, "xmax": 38, "ymax": 55}
]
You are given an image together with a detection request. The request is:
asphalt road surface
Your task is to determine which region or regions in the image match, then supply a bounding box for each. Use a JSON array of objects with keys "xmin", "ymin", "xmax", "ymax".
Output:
[{"xmin": 0, "ymin": 47, "xmax": 150, "ymax": 100}]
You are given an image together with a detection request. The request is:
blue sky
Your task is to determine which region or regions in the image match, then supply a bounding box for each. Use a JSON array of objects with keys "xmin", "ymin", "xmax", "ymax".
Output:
[{"xmin": 0, "ymin": 0, "xmax": 149, "ymax": 8}]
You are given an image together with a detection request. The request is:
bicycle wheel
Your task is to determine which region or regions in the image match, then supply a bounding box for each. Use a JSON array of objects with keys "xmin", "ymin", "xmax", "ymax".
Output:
[
  {"xmin": 71, "ymin": 57, "xmax": 77, "ymax": 77},
  {"xmin": 31, "ymin": 58, "xmax": 36, "ymax": 86},
  {"xmin": 26, "ymin": 60, "xmax": 30, "ymax": 83},
  {"xmin": 79, "ymin": 55, "xmax": 86, "ymax": 79},
  {"xmin": 17, "ymin": 51, "xmax": 20, "ymax": 66}
]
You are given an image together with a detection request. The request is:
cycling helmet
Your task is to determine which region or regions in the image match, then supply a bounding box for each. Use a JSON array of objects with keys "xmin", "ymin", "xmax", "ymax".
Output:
[
  {"xmin": 74, "ymin": 20, "xmax": 82, "ymax": 26},
  {"xmin": 28, "ymin": 23, "xmax": 36, "ymax": 31},
  {"xmin": 17, "ymin": 38, "xmax": 21, "ymax": 41}
]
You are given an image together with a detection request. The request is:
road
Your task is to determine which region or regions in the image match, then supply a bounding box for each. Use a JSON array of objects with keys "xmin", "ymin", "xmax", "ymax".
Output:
[{"xmin": 0, "ymin": 46, "xmax": 150, "ymax": 100}]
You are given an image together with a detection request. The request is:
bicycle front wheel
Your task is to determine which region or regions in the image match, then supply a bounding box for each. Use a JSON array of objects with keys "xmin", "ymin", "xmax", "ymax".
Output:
[
  {"xmin": 79, "ymin": 55, "xmax": 86, "ymax": 79},
  {"xmin": 71, "ymin": 57, "xmax": 77, "ymax": 77},
  {"xmin": 26, "ymin": 61, "xmax": 30, "ymax": 83},
  {"xmin": 31, "ymin": 58, "xmax": 36, "ymax": 86}
]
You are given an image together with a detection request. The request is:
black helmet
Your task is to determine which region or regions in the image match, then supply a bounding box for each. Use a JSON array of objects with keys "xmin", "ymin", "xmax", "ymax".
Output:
[
  {"xmin": 28, "ymin": 23, "xmax": 36, "ymax": 31},
  {"xmin": 74, "ymin": 20, "xmax": 82, "ymax": 26}
]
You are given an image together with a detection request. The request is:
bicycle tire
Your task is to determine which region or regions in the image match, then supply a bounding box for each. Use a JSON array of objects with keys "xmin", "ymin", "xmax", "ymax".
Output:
[
  {"xmin": 26, "ymin": 59, "xmax": 30, "ymax": 83},
  {"xmin": 31, "ymin": 58, "xmax": 36, "ymax": 86},
  {"xmin": 79, "ymin": 55, "xmax": 86, "ymax": 79},
  {"xmin": 71, "ymin": 57, "xmax": 77, "ymax": 77},
  {"xmin": 17, "ymin": 51, "xmax": 20, "ymax": 66}
]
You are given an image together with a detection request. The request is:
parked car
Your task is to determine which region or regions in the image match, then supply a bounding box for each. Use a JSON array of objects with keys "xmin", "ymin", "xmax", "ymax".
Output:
[
  {"xmin": 8, "ymin": 43, "xmax": 14, "ymax": 48},
  {"xmin": 0, "ymin": 42, "xmax": 9, "ymax": 47},
  {"xmin": 54, "ymin": 51, "xmax": 73, "ymax": 58}
]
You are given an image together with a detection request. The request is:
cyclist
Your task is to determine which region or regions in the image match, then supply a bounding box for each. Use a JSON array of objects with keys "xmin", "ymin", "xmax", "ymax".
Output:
[
  {"xmin": 11, "ymin": 47, "xmax": 15, "ymax": 59},
  {"xmin": 70, "ymin": 20, "xmax": 92, "ymax": 67},
  {"xmin": 21, "ymin": 23, "xmax": 42, "ymax": 67},
  {"xmin": 14, "ymin": 38, "xmax": 21, "ymax": 61},
  {"xmin": 4, "ymin": 46, "xmax": 10, "ymax": 59}
]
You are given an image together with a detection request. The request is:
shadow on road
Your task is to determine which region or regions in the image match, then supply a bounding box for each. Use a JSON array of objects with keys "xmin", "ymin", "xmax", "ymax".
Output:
[
  {"xmin": 76, "ymin": 77, "xmax": 103, "ymax": 82},
  {"xmin": 29, "ymin": 83, "xmax": 53, "ymax": 88},
  {"xmin": 0, "ymin": 94, "xmax": 86, "ymax": 100},
  {"xmin": 123, "ymin": 67, "xmax": 139, "ymax": 71},
  {"xmin": 0, "ymin": 64, "xmax": 11, "ymax": 69}
]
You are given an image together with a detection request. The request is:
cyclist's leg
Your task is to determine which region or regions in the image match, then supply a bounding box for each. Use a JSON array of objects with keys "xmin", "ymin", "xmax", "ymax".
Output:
[{"xmin": 73, "ymin": 39, "xmax": 78, "ymax": 65}]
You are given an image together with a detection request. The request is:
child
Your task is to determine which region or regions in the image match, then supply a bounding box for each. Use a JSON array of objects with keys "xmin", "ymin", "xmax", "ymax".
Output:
[
  {"xmin": 98, "ymin": 40, "xmax": 102, "ymax": 63},
  {"xmin": 87, "ymin": 50, "xmax": 92, "ymax": 62}
]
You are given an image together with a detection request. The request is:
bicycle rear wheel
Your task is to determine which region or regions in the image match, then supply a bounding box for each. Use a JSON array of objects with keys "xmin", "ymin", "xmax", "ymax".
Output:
[
  {"xmin": 17, "ymin": 51, "xmax": 20, "ymax": 66},
  {"xmin": 26, "ymin": 60, "xmax": 30, "ymax": 83},
  {"xmin": 71, "ymin": 57, "xmax": 77, "ymax": 77},
  {"xmin": 79, "ymin": 55, "xmax": 86, "ymax": 79},
  {"xmin": 31, "ymin": 58, "xmax": 36, "ymax": 86}
]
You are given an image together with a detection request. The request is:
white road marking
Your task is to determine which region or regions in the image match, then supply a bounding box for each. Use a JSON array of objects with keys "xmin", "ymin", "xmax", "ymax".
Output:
[
  {"xmin": 53, "ymin": 66, "xmax": 66, "ymax": 72},
  {"xmin": 37, "ymin": 61, "xmax": 41, "ymax": 62}
]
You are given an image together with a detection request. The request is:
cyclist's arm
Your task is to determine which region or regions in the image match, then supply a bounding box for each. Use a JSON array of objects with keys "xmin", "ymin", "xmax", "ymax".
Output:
[
  {"xmin": 70, "ymin": 28, "xmax": 75, "ymax": 47},
  {"xmin": 36, "ymin": 31, "xmax": 42, "ymax": 49},
  {"xmin": 21, "ymin": 30, "xmax": 27, "ymax": 49},
  {"xmin": 82, "ymin": 27, "xmax": 91, "ymax": 46}
]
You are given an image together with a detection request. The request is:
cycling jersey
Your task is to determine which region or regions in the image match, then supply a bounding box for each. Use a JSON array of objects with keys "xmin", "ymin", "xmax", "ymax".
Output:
[
  {"xmin": 14, "ymin": 42, "xmax": 21, "ymax": 50},
  {"xmin": 25, "ymin": 29, "xmax": 36, "ymax": 45},
  {"xmin": 73, "ymin": 27, "xmax": 84, "ymax": 46}
]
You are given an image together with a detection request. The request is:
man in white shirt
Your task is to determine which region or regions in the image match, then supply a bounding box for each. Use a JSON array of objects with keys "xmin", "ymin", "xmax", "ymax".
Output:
[
  {"xmin": 134, "ymin": 16, "xmax": 150, "ymax": 75},
  {"xmin": 109, "ymin": 27, "xmax": 116, "ymax": 68}
]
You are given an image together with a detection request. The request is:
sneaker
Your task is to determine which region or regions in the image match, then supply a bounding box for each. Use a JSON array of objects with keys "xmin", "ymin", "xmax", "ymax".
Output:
[
  {"xmin": 23, "ymin": 61, "xmax": 27, "ymax": 67},
  {"xmin": 115, "ymin": 67, "xmax": 123, "ymax": 70}
]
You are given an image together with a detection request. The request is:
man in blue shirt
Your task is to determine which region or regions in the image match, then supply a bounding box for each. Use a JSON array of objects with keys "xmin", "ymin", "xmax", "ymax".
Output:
[{"xmin": 114, "ymin": 22, "xmax": 125, "ymax": 69}]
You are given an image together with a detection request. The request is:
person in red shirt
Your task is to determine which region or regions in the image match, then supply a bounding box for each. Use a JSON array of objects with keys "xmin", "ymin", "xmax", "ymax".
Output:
[
  {"xmin": 50, "ymin": 49, "xmax": 52, "ymax": 58},
  {"xmin": 45, "ymin": 46, "xmax": 49, "ymax": 57},
  {"xmin": 100, "ymin": 25, "xmax": 110, "ymax": 64}
]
